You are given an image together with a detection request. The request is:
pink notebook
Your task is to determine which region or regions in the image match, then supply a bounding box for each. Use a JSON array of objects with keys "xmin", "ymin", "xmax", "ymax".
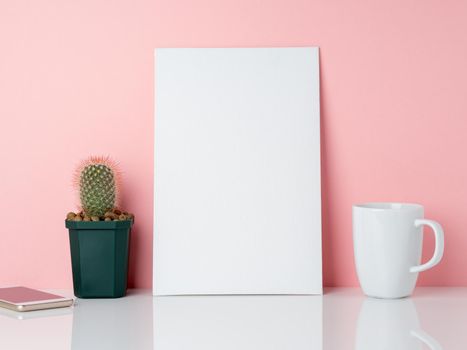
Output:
[{"xmin": 0, "ymin": 287, "xmax": 73, "ymax": 312}]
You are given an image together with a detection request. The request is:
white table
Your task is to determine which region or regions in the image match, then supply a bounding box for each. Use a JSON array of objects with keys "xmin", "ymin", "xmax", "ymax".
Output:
[{"xmin": 0, "ymin": 288, "xmax": 465, "ymax": 349}]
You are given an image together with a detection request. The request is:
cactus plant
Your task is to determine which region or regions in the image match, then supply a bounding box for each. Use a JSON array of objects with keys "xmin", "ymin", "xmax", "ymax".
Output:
[
  {"xmin": 74, "ymin": 156, "xmax": 120, "ymax": 217},
  {"xmin": 66, "ymin": 156, "xmax": 133, "ymax": 298}
]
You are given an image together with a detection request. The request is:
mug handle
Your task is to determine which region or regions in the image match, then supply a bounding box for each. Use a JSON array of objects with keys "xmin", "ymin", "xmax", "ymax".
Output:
[
  {"xmin": 410, "ymin": 219, "xmax": 444, "ymax": 273},
  {"xmin": 411, "ymin": 329, "xmax": 443, "ymax": 350}
]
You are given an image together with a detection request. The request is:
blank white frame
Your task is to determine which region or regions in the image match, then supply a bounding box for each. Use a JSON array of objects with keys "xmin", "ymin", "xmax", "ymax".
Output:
[{"xmin": 154, "ymin": 47, "xmax": 322, "ymax": 295}]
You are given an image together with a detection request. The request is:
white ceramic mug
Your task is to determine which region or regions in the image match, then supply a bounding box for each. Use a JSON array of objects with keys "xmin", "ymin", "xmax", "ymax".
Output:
[{"xmin": 353, "ymin": 203, "xmax": 444, "ymax": 298}]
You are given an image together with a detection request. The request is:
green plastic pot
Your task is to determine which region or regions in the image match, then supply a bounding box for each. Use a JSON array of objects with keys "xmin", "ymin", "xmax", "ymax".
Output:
[{"xmin": 65, "ymin": 220, "xmax": 133, "ymax": 298}]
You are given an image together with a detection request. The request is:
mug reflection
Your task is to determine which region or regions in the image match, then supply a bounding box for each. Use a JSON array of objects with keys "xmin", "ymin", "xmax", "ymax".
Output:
[{"xmin": 356, "ymin": 297, "xmax": 442, "ymax": 350}]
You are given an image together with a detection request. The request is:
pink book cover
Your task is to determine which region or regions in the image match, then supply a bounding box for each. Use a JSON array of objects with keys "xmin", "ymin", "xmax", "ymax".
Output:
[{"xmin": 0, "ymin": 287, "xmax": 66, "ymax": 304}]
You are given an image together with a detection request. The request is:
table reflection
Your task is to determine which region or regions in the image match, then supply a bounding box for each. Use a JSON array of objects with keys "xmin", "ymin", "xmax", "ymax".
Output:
[
  {"xmin": 356, "ymin": 298, "xmax": 442, "ymax": 350},
  {"xmin": 71, "ymin": 292, "xmax": 153, "ymax": 350},
  {"xmin": 0, "ymin": 306, "xmax": 73, "ymax": 349},
  {"xmin": 153, "ymin": 295, "xmax": 322, "ymax": 350},
  {"xmin": 1, "ymin": 288, "xmax": 465, "ymax": 350},
  {"xmin": 0, "ymin": 290, "xmax": 155, "ymax": 350}
]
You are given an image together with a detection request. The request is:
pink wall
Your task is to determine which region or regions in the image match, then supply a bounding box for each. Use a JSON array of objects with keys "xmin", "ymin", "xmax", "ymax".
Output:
[{"xmin": 1, "ymin": 0, "xmax": 466, "ymax": 288}]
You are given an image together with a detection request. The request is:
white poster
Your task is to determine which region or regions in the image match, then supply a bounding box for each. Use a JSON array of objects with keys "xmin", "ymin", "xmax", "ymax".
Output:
[{"xmin": 154, "ymin": 47, "xmax": 322, "ymax": 295}]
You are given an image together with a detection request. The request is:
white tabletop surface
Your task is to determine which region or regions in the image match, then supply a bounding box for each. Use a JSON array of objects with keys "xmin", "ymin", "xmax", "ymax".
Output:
[{"xmin": 0, "ymin": 287, "xmax": 465, "ymax": 349}]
